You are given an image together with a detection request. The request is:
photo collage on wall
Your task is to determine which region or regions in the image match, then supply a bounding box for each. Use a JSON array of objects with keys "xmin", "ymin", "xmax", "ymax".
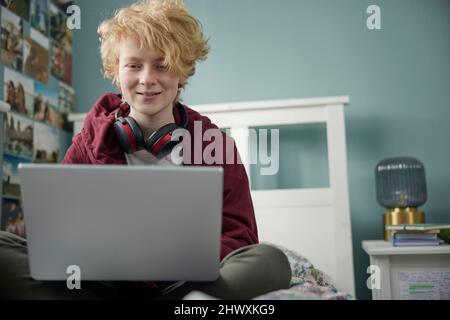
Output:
[{"xmin": 1, "ymin": 1, "xmax": 76, "ymax": 238}]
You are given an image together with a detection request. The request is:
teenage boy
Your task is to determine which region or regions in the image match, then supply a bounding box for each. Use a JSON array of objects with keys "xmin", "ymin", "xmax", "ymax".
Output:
[{"xmin": 0, "ymin": 0, "xmax": 291, "ymax": 299}]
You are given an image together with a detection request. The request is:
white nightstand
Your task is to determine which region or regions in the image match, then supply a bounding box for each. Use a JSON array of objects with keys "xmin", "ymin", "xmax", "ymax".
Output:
[{"xmin": 362, "ymin": 240, "xmax": 450, "ymax": 300}]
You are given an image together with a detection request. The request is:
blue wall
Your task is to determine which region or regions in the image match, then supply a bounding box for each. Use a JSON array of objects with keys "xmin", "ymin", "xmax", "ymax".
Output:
[{"xmin": 72, "ymin": 0, "xmax": 450, "ymax": 299}]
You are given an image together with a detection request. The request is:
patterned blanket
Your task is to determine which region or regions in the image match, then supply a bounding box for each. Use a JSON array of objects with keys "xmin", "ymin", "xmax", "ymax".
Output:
[{"xmin": 253, "ymin": 244, "xmax": 354, "ymax": 300}]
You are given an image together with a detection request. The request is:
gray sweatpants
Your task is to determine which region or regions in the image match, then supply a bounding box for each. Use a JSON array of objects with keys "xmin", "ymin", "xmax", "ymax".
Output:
[{"xmin": 0, "ymin": 231, "xmax": 291, "ymax": 300}]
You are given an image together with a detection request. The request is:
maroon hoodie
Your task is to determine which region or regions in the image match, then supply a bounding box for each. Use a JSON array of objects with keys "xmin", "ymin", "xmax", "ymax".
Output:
[{"xmin": 62, "ymin": 93, "xmax": 258, "ymax": 260}]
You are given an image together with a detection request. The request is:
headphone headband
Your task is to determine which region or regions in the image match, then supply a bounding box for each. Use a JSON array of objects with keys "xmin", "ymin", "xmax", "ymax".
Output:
[{"xmin": 115, "ymin": 102, "xmax": 188, "ymax": 129}]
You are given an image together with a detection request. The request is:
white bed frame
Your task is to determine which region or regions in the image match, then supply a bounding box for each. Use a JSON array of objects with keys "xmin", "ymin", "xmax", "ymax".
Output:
[{"xmin": 69, "ymin": 95, "xmax": 355, "ymax": 296}]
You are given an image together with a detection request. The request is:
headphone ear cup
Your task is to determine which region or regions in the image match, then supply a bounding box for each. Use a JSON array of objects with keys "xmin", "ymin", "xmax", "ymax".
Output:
[
  {"xmin": 113, "ymin": 116, "xmax": 145, "ymax": 153},
  {"xmin": 113, "ymin": 118, "xmax": 132, "ymax": 153},
  {"xmin": 124, "ymin": 117, "xmax": 145, "ymax": 152},
  {"xmin": 145, "ymin": 123, "xmax": 179, "ymax": 158}
]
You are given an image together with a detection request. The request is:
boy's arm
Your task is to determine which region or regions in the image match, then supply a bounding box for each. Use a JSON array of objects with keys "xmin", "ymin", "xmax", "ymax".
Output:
[
  {"xmin": 62, "ymin": 134, "xmax": 89, "ymax": 164},
  {"xmin": 220, "ymin": 161, "xmax": 259, "ymax": 260}
]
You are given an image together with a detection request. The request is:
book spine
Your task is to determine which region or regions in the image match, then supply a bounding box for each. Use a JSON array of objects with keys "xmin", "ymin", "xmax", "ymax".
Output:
[
  {"xmin": 394, "ymin": 234, "xmax": 438, "ymax": 240},
  {"xmin": 392, "ymin": 239, "xmax": 441, "ymax": 246}
]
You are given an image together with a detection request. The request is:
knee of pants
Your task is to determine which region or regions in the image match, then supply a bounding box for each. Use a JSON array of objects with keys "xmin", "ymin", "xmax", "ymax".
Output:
[{"xmin": 246, "ymin": 243, "xmax": 292, "ymax": 286}]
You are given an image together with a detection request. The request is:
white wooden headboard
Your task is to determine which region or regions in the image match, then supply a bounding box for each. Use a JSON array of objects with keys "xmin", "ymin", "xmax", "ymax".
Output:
[{"xmin": 68, "ymin": 95, "xmax": 355, "ymax": 296}]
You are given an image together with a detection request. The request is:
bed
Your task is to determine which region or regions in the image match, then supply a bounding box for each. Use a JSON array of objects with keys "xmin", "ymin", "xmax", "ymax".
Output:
[{"xmin": 69, "ymin": 95, "xmax": 355, "ymax": 300}]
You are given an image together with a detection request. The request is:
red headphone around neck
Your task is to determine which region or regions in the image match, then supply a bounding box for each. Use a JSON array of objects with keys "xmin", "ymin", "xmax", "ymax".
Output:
[{"xmin": 113, "ymin": 101, "xmax": 188, "ymax": 159}]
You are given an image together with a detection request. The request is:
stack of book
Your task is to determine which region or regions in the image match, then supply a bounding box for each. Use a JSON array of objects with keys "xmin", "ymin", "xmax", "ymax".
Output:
[{"xmin": 386, "ymin": 223, "xmax": 450, "ymax": 247}]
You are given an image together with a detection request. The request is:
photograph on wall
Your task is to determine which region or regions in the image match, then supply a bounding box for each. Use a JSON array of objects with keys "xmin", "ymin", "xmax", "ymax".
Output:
[
  {"xmin": 58, "ymin": 129, "xmax": 72, "ymax": 162},
  {"xmin": 1, "ymin": 7, "xmax": 23, "ymax": 71},
  {"xmin": 49, "ymin": 1, "xmax": 72, "ymax": 52},
  {"xmin": 33, "ymin": 122, "xmax": 60, "ymax": 163},
  {"xmin": 1, "ymin": 197, "xmax": 26, "ymax": 238},
  {"xmin": 51, "ymin": 0, "xmax": 73, "ymax": 12},
  {"xmin": 61, "ymin": 24, "xmax": 72, "ymax": 53},
  {"xmin": 50, "ymin": 41, "xmax": 64, "ymax": 80},
  {"xmin": 29, "ymin": 0, "xmax": 48, "ymax": 36},
  {"xmin": 3, "ymin": 112, "xmax": 34, "ymax": 159},
  {"xmin": 4, "ymin": 67, "xmax": 34, "ymax": 117},
  {"xmin": 34, "ymin": 80, "xmax": 62, "ymax": 129},
  {"xmin": 2, "ymin": 153, "xmax": 31, "ymax": 198},
  {"xmin": 62, "ymin": 48, "xmax": 72, "ymax": 85},
  {"xmin": 58, "ymin": 81, "xmax": 75, "ymax": 111},
  {"xmin": 58, "ymin": 81, "xmax": 75, "ymax": 132},
  {"xmin": 0, "ymin": 0, "xmax": 30, "ymax": 21},
  {"xmin": 50, "ymin": 41, "xmax": 72, "ymax": 85},
  {"xmin": 23, "ymin": 27, "xmax": 49, "ymax": 84}
]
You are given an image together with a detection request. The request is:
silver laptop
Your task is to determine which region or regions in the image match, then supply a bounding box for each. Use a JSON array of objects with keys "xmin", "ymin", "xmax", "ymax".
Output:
[{"xmin": 18, "ymin": 164, "xmax": 223, "ymax": 282}]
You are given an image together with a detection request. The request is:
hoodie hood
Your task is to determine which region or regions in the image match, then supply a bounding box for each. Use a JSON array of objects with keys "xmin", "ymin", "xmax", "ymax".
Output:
[{"xmin": 77, "ymin": 92, "xmax": 215, "ymax": 165}]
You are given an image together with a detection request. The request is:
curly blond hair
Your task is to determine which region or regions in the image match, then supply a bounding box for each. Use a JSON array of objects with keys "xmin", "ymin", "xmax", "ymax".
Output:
[{"xmin": 98, "ymin": 0, "xmax": 209, "ymax": 88}]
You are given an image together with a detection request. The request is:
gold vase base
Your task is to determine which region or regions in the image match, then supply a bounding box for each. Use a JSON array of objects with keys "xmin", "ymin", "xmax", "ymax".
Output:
[{"xmin": 383, "ymin": 207, "xmax": 425, "ymax": 241}]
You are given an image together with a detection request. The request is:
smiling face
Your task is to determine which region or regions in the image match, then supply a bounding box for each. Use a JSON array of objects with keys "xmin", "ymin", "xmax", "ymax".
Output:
[{"xmin": 117, "ymin": 37, "xmax": 182, "ymax": 132}]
